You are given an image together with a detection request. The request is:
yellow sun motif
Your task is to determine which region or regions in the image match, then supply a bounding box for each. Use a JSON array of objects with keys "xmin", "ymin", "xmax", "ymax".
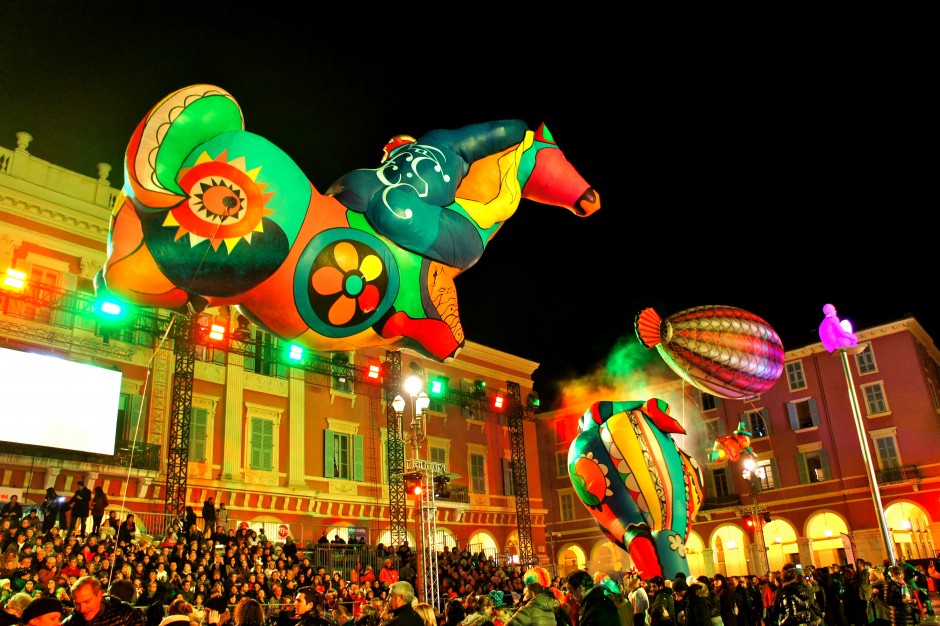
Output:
[{"xmin": 166, "ymin": 150, "xmax": 274, "ymax": 252}]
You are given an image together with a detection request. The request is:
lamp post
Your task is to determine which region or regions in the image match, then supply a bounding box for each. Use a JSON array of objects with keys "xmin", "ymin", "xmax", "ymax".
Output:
[
  {"xmin": 391, "ymin": 373, "xmax": 438, "ymax": 607},
  {"xmin": 547, "ymin": 531, "xmax": 562, "ymax": 577},
  {"xmin": 742, "ymin": 458, "xmax": 769, "ymax": 574}
]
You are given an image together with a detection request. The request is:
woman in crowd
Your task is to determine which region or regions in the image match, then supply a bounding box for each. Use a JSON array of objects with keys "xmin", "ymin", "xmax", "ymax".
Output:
[
  {"xmin": 233, "ymin": 597, "xmax": 266, "ymax": 626},
  {"xmin": 776, "ymin": 564, "xmax": 817, "ymax": 626},
  {"xmin": 685, "ymin": 583, "xmax": 714, "ymax": 626},
  {"xmin": 415, "ymin": 602, "xmax": 439, "ymax": 626},
  {"xmin": 90, "ymin": 487, "xmax": 109, "ymax": 537}
]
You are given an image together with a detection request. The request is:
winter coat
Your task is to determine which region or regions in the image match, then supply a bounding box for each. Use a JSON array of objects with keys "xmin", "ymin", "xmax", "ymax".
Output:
[
  {"xmin": 92, "ymin": 492, "xmax": 109, "ymax": 517},
  {"xmin": 651, "ymin": 588, "xmax": 676, "ymax": 626},
  {"xmin": 506, "ymin": 591, "xmax": 560, "ymax": 626},
  {"xmin": 62, "ymin": 595, "xmax": 144, "ymax": 626},
  {"xmin": 776, "ymin": 582, "xmax": 815, "ymax": 626},
  {"xmin": 578, "ymin": 587, "xmax": 621, "ymax": 626}
]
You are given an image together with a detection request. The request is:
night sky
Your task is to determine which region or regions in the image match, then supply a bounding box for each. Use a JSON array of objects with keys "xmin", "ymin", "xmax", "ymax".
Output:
[{"xmin": 3, "ymin": 2, "xmax": 939, "ymax": 409}]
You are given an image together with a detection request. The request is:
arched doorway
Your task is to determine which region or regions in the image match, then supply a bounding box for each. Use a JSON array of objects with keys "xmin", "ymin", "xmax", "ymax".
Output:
[
  {"xmin": 467, "ymin": 530, "xmax": 499, "ymax": 560},
  {"xmin": 685, "ymin": 532, "xmax": 706, "ymax": 579},
  {"xmin": 559, "ymin": 543, "xmax": 586, "ymax": 578},
  {"xmin": 711, "ymin": 524, "xmax": 748, "ymax": 577},
  {"xmin": 886, "ymin": 501, "xmax": 934, "ymax": 559},
  {"xmin": 763, "ymin": 518, "xmax": 799, "ymax": 571},
  {"xmin": 806, "ymin": 511, "xmax": 848, "ymax": 567}
]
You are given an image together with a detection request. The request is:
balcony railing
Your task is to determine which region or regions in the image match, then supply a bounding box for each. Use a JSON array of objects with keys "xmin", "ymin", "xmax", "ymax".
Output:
[
  {"xmin": 0, "ymin": 438, "xmax": 161, "ymax": 472},
  {"xmin": 876, "ymin": 464, "xmax": 919, "ymax": 485}
]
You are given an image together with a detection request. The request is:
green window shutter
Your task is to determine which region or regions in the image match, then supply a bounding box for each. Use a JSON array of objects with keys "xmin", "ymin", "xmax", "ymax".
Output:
[
  {"xmin": 324, "ymin": 429, "xmax": 335, "ymax": 478},
  {"xmin": 796, "ymin": 452, "xmax": 809, "ymax": 484},
  {"xmin": 786, "ymin": 403, "xmax": 799, "ymax": 430},
  {"xmin": 761, "ymin": 408, "xmax": 771, "ymax": 435},
  {"xmin": 820, "ymin": 449, "xmax": 831, "ymax": 480},
  {"xmin": 190, "ymin": 407, "xmax": 208, "ymax": 462},
  {"xmin": 352, "ymin": 434, "xmax": 364, "ymax": 481},
  {"xmin": 769, "ymin": 458, "xmax": 780, "ymax": 488},
  {"xmin": 250, "ymin": 418, "xmax": 263, "ymax": 469},
  {"xmin": 502, "ymin": 459, "xmax": 514, "ymax": 496},
  {"xmin": 714, "ymin": 396, "xmax": 723, "ymax": 409}
]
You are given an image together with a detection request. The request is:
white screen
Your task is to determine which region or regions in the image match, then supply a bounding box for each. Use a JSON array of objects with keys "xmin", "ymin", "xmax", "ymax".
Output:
[{"xmin": 0, "ymin": 347, "xmax": 122, "ymax": 455}]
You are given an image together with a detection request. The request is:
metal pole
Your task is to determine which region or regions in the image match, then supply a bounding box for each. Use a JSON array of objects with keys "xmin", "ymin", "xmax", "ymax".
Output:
[
  {"xmin": 750, "ymin": 479, "xmax": 768, "ymax": 574},
  {"xmin": 838, "ymin": 348, "xmax": 896, "ymax": 563}
]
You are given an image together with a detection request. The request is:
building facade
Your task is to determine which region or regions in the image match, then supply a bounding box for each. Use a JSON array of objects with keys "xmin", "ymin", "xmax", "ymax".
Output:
[
  {"xmin": 539, "ymin": 318, "xmax": 940, "ymax": 578},
  {"xmin": 0, "ymin": 133, "xmax": 549, "ymax": 563}
]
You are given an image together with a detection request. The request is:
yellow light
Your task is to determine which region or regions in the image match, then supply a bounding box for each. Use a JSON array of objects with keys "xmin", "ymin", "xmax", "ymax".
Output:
[
  {"xmin": 824, "ymin": 529, "xmax": 832, "ymax": 538},
  {"xmin": 3, "ymin": 268, "xmax": 25, "ymax": 291}
]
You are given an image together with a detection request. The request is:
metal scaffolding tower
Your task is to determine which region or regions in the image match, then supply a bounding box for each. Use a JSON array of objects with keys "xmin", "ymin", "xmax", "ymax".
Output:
[
  {"xmin": 164, "ymin": 315, "xmax": 195, "ymax": 519},
  {"xmin": 406, "ymin": 459, "xmax": 443, "ymax": 609},
  {"xmin": 384, "ymin": 350, "xmax": 407, "ymax": 547},
  {"xmin": 507, "ymin": 381, "xmax": 535, "ymax": 566}
]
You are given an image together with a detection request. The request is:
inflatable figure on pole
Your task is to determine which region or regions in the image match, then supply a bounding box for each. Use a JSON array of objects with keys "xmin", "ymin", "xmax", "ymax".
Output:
[
  {"xmin": 568, "ymin": 398, "xmax": 704, "ymax": 578},
  {"xmin": 634, "ymin": 305, "xmax": 785, "ymax": 400},
  {"xmin": 97, "ymin": 84, "xmax": 600, "ymax": 361}
]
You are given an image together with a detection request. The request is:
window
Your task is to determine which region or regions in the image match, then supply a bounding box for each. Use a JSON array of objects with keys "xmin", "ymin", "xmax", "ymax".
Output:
[
  {"xmin": 754, "ymin": 458, "xmax": 778, "ymax": 490},
  {"xmin": 426, "ymin": 372, "xmax": 447, "ymax": 413},
  {"xmin": 116, "ymin": 392, "xmax": 144, "ymax": 442},
  {"xmin": 469, "ymin": 453, "xmax": 486, "ymax": 493},
  {"xmin": 324, "ymin": 429, "xmax": 364, "ymax": 480},
  {"xmin": 430, "ymin": 445, "xmax": 447, "ymax": 467},
  {"xmin": 786, "ymin": 362, "xmax": 807, "ymax": 391},
  {"xmin": 786, "ymin": 398, "xmax": 820, "ymax": 430},
  {"xmin": 555, "ymin": 451, "xmax": 568, "ymax": 478},
  {"xmin": 708, "ymin": 467, "xmax": 733, "ymax": 498},
  {"xmin": 698, "ymin": 391, "xmax": 721, "ymax": 412},
  {"xmin": 245, "ymin": 331, "xmax": 286, "ymax": 378},
  {"xmin": 797, "ymin": 450, "xmax": 831, "ymax": 483},
  {"xmin": 330, "ymin": 352, "xmax": 353, "ymax": 393},
  {"xmin": 870, "ymin": 429, "xmax": 900, "ymax": 469},
  {"xmin": 701, "ymin": 418, "xmax": 727, "ymax": 453},
  {"xmin": 930, "ymin": 380, "xmax": 940, "ymax": 412},
  {"xmin": 249, "ymin": 417, "xmax": 274, "ymax": 471},
  {"xmin": 743, "ymin": 409, "xmax": 770, "ymax": 438},
  {"xmin": 189, "ymin": 407, "xmax": 209, "ymax": 463},
  {"xmin": 502, "ymin": 458, "xmax": 515, "ymax": 496},
  {"xmin": 560, "ymin": 492, "xmax": 575, "ymax": 521},
  {"xmin": 855, "ymin": 345, "xmax": 877, "ymax": 374},
  {"xmin": 462, "ymin": 380, "xmax": 484, "ymax": 420},
  {"xmin": 861, "ymin": 382, "xmax": 889, "ymax": 415}
]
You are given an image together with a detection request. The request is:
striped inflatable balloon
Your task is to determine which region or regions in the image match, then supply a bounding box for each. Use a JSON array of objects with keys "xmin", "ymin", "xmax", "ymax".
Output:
[{"xmin": 635, "ymin": 305, "xmax": 784, "ymax": 400}]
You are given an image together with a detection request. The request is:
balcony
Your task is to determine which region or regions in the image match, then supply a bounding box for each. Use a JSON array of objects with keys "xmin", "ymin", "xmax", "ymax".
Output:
[
  {"xmin": 0, "ymin": 438, "xmax": 162, "ymax": 472},
  {"xmin": 876, "ymin": 464, "xmax": 919, "ymax": 485},
  {"xmin": 700, "ymin": 494, "xmax": 744, "ymax": 511}
]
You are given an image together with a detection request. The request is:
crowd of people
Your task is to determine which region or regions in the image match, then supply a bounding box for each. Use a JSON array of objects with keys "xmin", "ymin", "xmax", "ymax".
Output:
[{"xmin": 2, "ymin": 501, "xmax": 940, "ymax": 626}]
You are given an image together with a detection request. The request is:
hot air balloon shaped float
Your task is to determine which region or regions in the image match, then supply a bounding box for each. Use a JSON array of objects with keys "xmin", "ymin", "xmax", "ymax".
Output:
[
  {"xmin": 568, "ymin": 398, "xmax": 705, "ymax": 579},
  {"xmin": 634, "ymin": 305, "xmax": 785, "ymax": 400},
  {"xmin": 97, "ymin": 84, "xmax": 600, "ymax": 362}
]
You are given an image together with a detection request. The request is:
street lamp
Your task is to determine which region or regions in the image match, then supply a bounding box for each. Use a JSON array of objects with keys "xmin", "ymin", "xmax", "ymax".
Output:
[
  {"xmin": 392, "ymin": 375, "xmax": 431, "ymax": 458},
  {"xmin": 391, "ymin": 372, "xmax": 437, "ymax": 607},
  {"xmin": 742, "ymin": 458, "xmax": 769, "ymax": 574}
]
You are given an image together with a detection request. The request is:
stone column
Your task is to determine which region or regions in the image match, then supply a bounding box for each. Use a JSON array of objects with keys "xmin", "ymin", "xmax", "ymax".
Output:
[
  {"xmin": 288, "ymin": 367, "xmax": 306, "ymax": 487},
  {"xmin": 797, "ymin": 537, "xmax": 814, "ymax": 568},
  {"xmin": 221, "ymin": 355, "xmax": 245, "ymax": 480},
  {"xmin": 702, "ymin": 548, "xmax": 716, "ymax": 577}
]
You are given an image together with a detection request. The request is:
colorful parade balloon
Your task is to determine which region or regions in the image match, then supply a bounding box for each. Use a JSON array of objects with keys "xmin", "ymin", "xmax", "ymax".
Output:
[
  {"xmin": 634, "ymin": 305, "xmax": 784, "ymax": 400},
  {"xmin": 708, "ymin": 421, "xmax": 755, "ymax": 463},
  {"xmin": 568, "ymin": 398, "xmax": 704, "ymax": 579},
  {"xmin": 97, "ymin": 84, "xmax": 600, "ymax": 362}
]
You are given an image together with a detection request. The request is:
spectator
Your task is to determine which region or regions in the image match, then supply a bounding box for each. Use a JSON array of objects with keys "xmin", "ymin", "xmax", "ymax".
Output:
[
  {"xmin": 21, "ymin": 596, "xmax": 64, "ymax": 626},
  {"xmin": 413, "ymin": 603, "xmax": 437, "ymax": 626},
  {"xmin": 67, "ymin": 483, "xmax": 92, "ymax": 539},
  {"xmin": 443, "ymin": 598, "xmax": 466, "ymax": 626},
  {"xmin": 648, "ymin": 576, "xmax": 676, "ymax": 626},
  {"xmin": 158, "ymin": 597, "xmax": 194, "ymax": 626},
  {"xmin": 117, "ymin": 516, "xmax": 137, "ymax": 547},
  {"xmin": 63, "ymin": 575, "xmax": 143, "ymax": 626},
  {"xmin": 90, "ymin": 489, "xmax": 108, "ymax": 538},
  {"xmin": 0, "ymin": 497, "xmax": 23, "ymax": 524},
  {"xmin": 566, "ymin": 570, "xmax": 619, "ymax": 626},
  {"xmin": 504, "ymin": 582, "xmax": 558, "ymax": 626},
  {"xmin": 0, "ymin": 592, "xmax": 33, "ymax": 626},
  {"xmin": 202, "ymin": 500, "xmax": 216, "ymax": 537},
  {"xmin": 685, "ymin": 584, "xmax": 713, "ymax": 626},
  {"xmin": 40, "ymin": 491, "xmax": 60, "ymax": 535},
  {"xmin": 628, "ymin": 576, "xmax": 650, "ymax": 626},
  {"xmin": 233, "ymin": 597, "xmax": 265, "ymax": 626},
  {"xmin": 216, "ymin": 505, "xmax": 228, "ymax": 533},
  {"xmin": 386, "ymin": 581, "xmax": 422, "ymax": 626},
  {"xmin": 24, "ymin": 510, "xmax": 42, "ymax": 534},
  {"xmin": 775, "ymin": 564, "xmax": 816, "ymax": 626},
  {"xmin": 712, "ymin": 575, "xmax": 737, "ymax": 626},
  {"xmin": 108, "ymin": 580, "xmax": 137, "ymax": 604},
  {"xmin": 182, "ymin": 509, "xmax": 198, "ymax": 539},
  {"xmin": 379, "ymin": 560, "xmax": 398, "ymax": 589},
  {"xmin": 293, "ymin": 586, "xmax": 331, "ymax": 626}
]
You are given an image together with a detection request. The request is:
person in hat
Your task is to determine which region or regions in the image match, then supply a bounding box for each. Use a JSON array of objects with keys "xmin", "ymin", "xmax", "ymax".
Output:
[{"xmin": 22, "ymin": 597, "xmax": 64, "ymax": 626}]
